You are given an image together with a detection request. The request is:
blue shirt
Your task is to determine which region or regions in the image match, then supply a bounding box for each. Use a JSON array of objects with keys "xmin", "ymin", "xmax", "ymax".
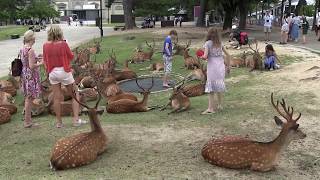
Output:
[{"xmin": 163, "ymin": 36, "xmax": 172, "ymax": 56}]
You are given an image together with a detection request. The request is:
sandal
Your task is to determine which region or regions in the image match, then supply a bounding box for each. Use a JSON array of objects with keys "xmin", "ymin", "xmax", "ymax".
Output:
[
  {"xmin": 24, "ymin": 123, "xmax": 40, "ymax": 128},
  {"xmin": 73, "ymin": 119, "xmax": 88, "ymax": 127},
  {"xmin": 201, "ymin": 110, "xmax": 216, "ymax": 115},
  {"xmin": 56, "ymin": 123, "xmax": 64, "ymax": 128}
]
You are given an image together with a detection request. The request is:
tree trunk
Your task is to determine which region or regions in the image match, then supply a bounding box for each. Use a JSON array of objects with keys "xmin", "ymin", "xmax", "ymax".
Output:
[
  {"xmin": 223, "ymin": 12, "xmax": 233, "ymax": 30},
  {"xmin": 123, "ymin": 0, "xmax": 136, "ymax": 29},
  {"xmin": 280, "ymin": 0, "xmax": 285, "ymax": 26},
  {"xmin": 288, "ymin": 0, "xmax": 292, "ymax": 13},
  {"xmin": 313, "ymin": 0, "xmax": 319, "ymax": 30},
  {"xmin": 196, "ymin": 0, "xmax": 208, "ymax": 27},
  {"xmin": 239, "ymin": 0, "xmax": 249, "ymax": 30}
]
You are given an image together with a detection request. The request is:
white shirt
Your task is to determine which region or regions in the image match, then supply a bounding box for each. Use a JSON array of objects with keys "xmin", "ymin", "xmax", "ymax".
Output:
[
  {"xmin": 264, "ymin": 15, "xmax": 273, "ymax": 27},
  {"xmin": 317, "ymin": 16, "xmax": 320, "ymax": 26}
]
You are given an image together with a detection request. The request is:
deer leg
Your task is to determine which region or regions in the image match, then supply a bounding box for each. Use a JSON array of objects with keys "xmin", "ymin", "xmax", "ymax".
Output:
[{"xmin": 160, "ymin": 102, "xmax": 171, "ymax": 111}]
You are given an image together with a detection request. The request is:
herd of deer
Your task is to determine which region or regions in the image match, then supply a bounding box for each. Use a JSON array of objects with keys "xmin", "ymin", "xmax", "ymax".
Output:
[{"xmin": 0, "ymin": 38, "xmax": 306, "ymax": 173}]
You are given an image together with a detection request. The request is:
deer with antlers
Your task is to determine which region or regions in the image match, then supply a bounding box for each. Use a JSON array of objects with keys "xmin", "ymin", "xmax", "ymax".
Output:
[
  {"xmin": 149, "ymin": 62, "xmax": 164, "ymax": 72},
  {"xmin": 186, "ymin": 64, "xmax": 207, "ymax": 82},
  {"xmin": 50, "ymin": 89, "xmax": 107, "ymax": 170},
  {"xmin": 183, "ymin": 41, "xmax": 201, "ymax": 70},
  {"xmin": 113, "ymin": 60, "xmax": 137, "ymax": 81},
  {"xmin": 173, "ymin": 39, "xmax": 191, "ymax": 56},
  {"xmin": 247, "ymin": 40, "xmax": 263, "ymax": 71},
  {"xmin": 202, "ymin": 93, "xmax": 306, "ymax": 172},
  {"xmin": 160, "ymin": 81, "xmax": 190, "ymax": 114},
  {"xmin": 130, "ymin": 40, "xmax": 156, "ymax": 63},
  {"xmin": 106, "ymin": 78, "xmax": 154, "ymax": 113}
]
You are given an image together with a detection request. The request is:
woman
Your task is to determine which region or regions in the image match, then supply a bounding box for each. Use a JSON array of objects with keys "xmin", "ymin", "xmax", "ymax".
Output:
[
  {"xmin": 301, "ymin": 15, "xmax": 309, "ymax": 44},
  {"xmin": 21, "ymin": 30, "xmax": 42, "ymax": 128},
  {"xmin": 43, "ymin": 25, "xmax": 86, "ymax": 128},
  {"xmin": 200, "ymin": 28, "xmax": 230, "ymax": 114},
  {"xmin": 290, "ymin": 14, "xmax": 300, "ymax": 42},
  {"xmin": 280, "ymin": 15, "xmax": 289, "ymax": 44}
]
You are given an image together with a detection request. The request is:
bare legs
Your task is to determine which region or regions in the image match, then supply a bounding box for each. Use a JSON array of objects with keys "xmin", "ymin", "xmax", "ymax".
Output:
[
  {"xmin": 202, "ymin": 92, "xmax": 224, "ymax": 114},
  {"xmin": 265, "ymin": 32, "xmax": 270, "ymax": 42},
  {"xmin": 24, "ymin": 96, "xmax": 36, "ymax": 127},
  {"xmin": 163, "ymin": 73, "xmax": 169, "ymax": 87},
  {"xmin": 52, "ymin": 83, "xmax": 81, "ymax": 127},
  {"xmin": 281, "ymin": 31, "xmax": 288, "ymax": 44}
]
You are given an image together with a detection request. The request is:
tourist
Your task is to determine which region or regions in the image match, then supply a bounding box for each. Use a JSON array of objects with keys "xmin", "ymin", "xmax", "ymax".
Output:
[
  {"xmin": 264, "ymin": 44, "xmax": 281, "ymax": 71},
  {"xmin": 200, "ymin": 28, "xmax": 230, "ymax": 114},
  {"xmin": 179, "ymin": 16, "xmax": 183, "ymax": 27},
  {"xmin": 290, "ymin": 14, "xmax": 300, "ymax": 42},
  {"xmin": 162, "ymin": 30, "xmax": 178, "ymax": 88},
  {"xmin": 43, "ymin": 25, "xmax": 86, "ymax": 128},
  {"xmin": 264, "ymin": 10, "xmax": 273, "ymax": 43},
  {"xmin": 317, "ymin": 12, "xmax": 320, "ymax": 41},
  {"xmin": 301, "ymin": 15, "xmax": 309, "ymax": 44},
  {"xmin": 20, "ymin": 30, "xmax": 43, "ymax": 128},
  {"xmin": 280, "ymin": 14, "xmax": 289, "ymax": 44}
]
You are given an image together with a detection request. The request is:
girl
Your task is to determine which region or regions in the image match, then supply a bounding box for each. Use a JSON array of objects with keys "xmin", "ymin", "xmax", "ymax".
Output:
[
  {"xmin": 264, "ymin": 44, "xmax": 280, "ymax": 70},
  {"xmin": 290, "ymin": 14, "xmax": 300, "ymax": 42},
  {"xmin": 20, "ymin": 30, "xmax": 43, "ymax": 128},
  {"xmin": 200, "ymin": 28, "xmax": 230, "ymax": 114},
  {"xmin": 280, "ymin": 15, "xmax": 289, "ymax": 44}
]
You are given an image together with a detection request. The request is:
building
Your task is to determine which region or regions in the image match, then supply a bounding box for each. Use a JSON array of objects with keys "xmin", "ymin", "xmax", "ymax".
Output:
[{"xmin": 53, "ymin": 0, "xmax": 124, "ymax": 22}]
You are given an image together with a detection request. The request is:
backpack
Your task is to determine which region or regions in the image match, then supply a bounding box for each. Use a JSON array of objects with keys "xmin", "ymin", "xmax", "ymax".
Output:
[
  {"xmin": 11, "ymin": 48, "xmax": 30, "ymax": 77},
  {"xmin": 240, "ymin": 32, "xmax": 248, "ymax": 45}
]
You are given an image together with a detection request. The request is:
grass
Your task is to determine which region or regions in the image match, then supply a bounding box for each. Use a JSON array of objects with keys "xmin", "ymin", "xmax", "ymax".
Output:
[
  {"xmin": 0, "ymin": 32, "xmax": 319, "ymax": 179},
  {"xmin": 0, "ymin": 25, "xmax": 29, "ymax": 41}
]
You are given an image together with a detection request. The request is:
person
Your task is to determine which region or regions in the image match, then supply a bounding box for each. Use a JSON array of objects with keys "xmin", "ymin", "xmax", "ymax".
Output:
[
  {"xmin": 162, "ymin": 30, "xmax": 178, "ymax": 88},
  {"xmin": 20, "ymin": 30, "xmax": 43, "ymax": 128},
  {"xmin": 264, "ymin": 10, "xmax": 273, "ymax": 43},
  {"xmin": 179, "ymin": 16, "xmax": 183, "ymax": 27},
  {"xmin": 316, "ymin": 12, "xmax": 320, "ymax": 41},
  {"xmin": 287, "ymin": 13, "xmax": 293, "ymax": 41},
  {"xmin": 264, "ymin": 44, "xmax": 280, "ymax": 70},
  {"xmin": 290, "ymin": 14, "xmax": 300, "ymax": 42},
  {"xmin": 280, "ymin": 14, "xmax": 289, "ymax": 44},
  {"xmin": 174, "ymin": 17, "xmax": 178, "ymax": 26},
  {"xmin": 301, "ymin": 15, "xmax": 309, "ymax": 44},
  {"xmin": 200, "ymin": 28, "xmax": 230, "ymax": 114},
  {"xmin": 43, "ymin": 25, "xmax": 86, "ymax": 128}
]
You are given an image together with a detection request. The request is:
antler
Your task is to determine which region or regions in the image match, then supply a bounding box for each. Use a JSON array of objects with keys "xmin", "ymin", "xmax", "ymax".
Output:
[
  {"xmin": 147, "ymin": 77, "xmax": 154, "ymax": 91},
  {"xmin": 146, "ymin": 41, "xmax": 152, "ymax": 48},
  {"xmin": 186, "ymin": 40, "xmax": 191, "ymax": 49},
  {"xmin": 135, "ymin": 78, "xmax": 146, "ymax": 92},
  {"xmin": 271, "ymin": 93, "xmax": 301, "ymax": 122},
  {"xmin": 135, "ymin": 77, "xmax": 154, "ymax": 92}
]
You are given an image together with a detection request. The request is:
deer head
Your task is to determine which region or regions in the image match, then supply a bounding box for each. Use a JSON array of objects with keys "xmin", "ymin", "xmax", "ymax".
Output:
[
  {"xmin": 145, "ymin": 39, "xmax": 155, "ymax": 52},
  {"xmin": 271, "ymin": 93, "xmax": 306, "ymax": 141}
]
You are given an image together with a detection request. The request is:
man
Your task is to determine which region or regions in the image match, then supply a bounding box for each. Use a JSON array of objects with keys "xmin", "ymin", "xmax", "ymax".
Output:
[
  {"xmin": 162, "ymin": 30, "xmax": 178, "ymax": 88},
  {"xmin": 264, "ymin": 10, "xmax": 273, "ymax": 43},
  {"xmin": 317, "ymin": 12, "xmax": 320, "ymax": 41}
]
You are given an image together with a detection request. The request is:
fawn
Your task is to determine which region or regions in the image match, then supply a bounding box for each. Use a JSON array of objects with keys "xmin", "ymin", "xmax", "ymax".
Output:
[
  {"xmin": 0, "ymin": 91, "xmax": 17, "ymax": 115},
  {"xmin": 161, "ymin": 81, "xmax": 190, "ymax": 114},
  {"xmin": 50, "ymin": 89, "xmax": 107, "ymax": 170},
  {"xmin": 106, "ymin": 78, "xmax": 154, "ymax": 113},
  {"xmin": 202, "ymin": 93, "xmax": 306, "ymax": 172}
]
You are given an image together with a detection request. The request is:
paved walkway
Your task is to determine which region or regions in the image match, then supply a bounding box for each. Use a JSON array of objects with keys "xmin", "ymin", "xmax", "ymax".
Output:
[{"xmin": 0, "ymin": 24, "xmax": 112, "ymax": 77}]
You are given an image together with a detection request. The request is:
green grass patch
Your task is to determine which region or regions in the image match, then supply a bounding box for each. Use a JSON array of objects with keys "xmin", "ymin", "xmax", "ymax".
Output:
[{"xmin": 0, "ymin": 25, "xmax": 29, "ymax": 41}]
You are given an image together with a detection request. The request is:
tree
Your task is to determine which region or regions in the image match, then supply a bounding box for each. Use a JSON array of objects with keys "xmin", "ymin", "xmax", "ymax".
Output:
[
  {"xmin": 196, "ymin": 0, "xmax": 208, "ymax": 27},
  {"xmin": 221, "ymin": 0, "xmax": 238, "ymax": 30},
  {"xmin": 288, "ymin": 0, "xmax": 292, "ymax": 13},
  {"xmin": 313, "ymin": 0, "xmax": 320, "ymax": 30},
  {"xmin": 295, "ymin": 0, "xmax": 307, "ymax": 15},
  {"xmin": 280, "ymin": 0, "xmax": 285, "ymax": 25},
  {"xmin": 123, "ymin": 0, "xmax": 136, "ymax": 29},
  {"xmin": 238, "ymin": 0, "xmax": 250, "ymax": 29}
]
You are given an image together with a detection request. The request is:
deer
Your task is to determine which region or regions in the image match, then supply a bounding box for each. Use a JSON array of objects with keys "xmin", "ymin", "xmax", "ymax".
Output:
[
  {"xmin": 106, "ymin": 78, "xmax": 154, "ymax": 113},
  {"xmin": 173, "ymin": 39, "xmax": 191, "ymax": 56},
  {"xmin": 79, "ymin": 88, "xmax": 99, "ymax": 102},
  {"xmin": 149, "ymin": 62, "xmax": 164, "ymax": 72},
  {"xmin": 79, "ymin": 76, "xmax": 96, "ymax": 89},
  {"xmin": 75, "ymin": 48, "xmax": 91, "ymax": 66},
  {"xmin": 130, "ymin": 40, "xmax": 156, "ymax": 63},
  {"xmin": 22, "ymin": 98, "xmax": 46, "ymax": 117},
  {"xmin": 183, "ymin": 44, "xmax": 201, "ymax": 70},
  {"xmin": 202, "ymin": 93, "xmax": 306, "ymax": 172},
  {"xmin": 112, "ymin": 60, "xmax": 137, "ymax": 81},
  {"xmin": 0, "ymin": 79, "xmax": 17, "ymax": 96},
  {"xmin": 48, "ymin": 94, "xmax": 86, "ymax": 117},
  {"xmin": 0, "ymin": 91, "xmax": 17, "ymax": 115},
  {"xmin": 0, "ymin": 107, "xmax": 11, "ymax": 125},
  {"xmin": 160, "ymin": 81, "xmax": 190, "ymax": 114},
  {"xmin": 247, "ymin": 40, "xmax": 263, "ymax": 72},
  {"xmin": 50, "ymin": 89, "xmax": 107, "ymax": 170},
  {"xmin": 186, "ymin": 64, "xmax": 207, "ymax": 82}
]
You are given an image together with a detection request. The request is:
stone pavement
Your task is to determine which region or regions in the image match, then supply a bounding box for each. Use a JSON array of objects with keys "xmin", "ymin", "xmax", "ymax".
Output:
[{"xmin": 0, "ymin": 24, "xmax": 113, "ymax": 77}]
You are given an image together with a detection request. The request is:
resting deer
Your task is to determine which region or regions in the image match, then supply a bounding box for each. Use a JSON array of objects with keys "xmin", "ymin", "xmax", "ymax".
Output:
[
  {"xmin": 247, "ymin": 40, "xmax": 263, "ymax": 71},
  {"xmin": 80, "ymin": 76, "xmax": 96, "ymax": 89},
  {"xmin": 183, "ymin": 47, "xmax": 201, "ymax": 70},
  {"xmin": 113, "ymin": 60, "xmax": 137, "ymax": 81},
  {"xmin": 186, "ymin": 64, "xmax": 206, "ymax": 82},
  {"xmin": 173, "ymin": 39, "xmax": 191, "ymax": 56},
  {"xmin": 160, "ymin": 81, "xmax": 190, "ymax": 114},
  {"xmin": 75, "ymin": 48, "xmax": 91, "ymax": 66},
  {"xmin": 0, "ymin": 107, "xmax": 11, "ymax": 125},
  {"xmin": 180, "ymin": 83, "xmax": 205, "ymax": 97},
  {"xmin": 23, "ymin": 98, "xmax": 46, "ymax": 117},
  {"xmin": 149, "ymin": 62, "xmax": 164, "ymax": 72},
  {"xmin": 202, "ymin": 93, "xmax": 306, "ymax": 172},
  {"xmin": 79, "ymin": 88, "xmax": 99, "ymax": 102},
  {"xmin": 50, "ymin": 89, "xmax": 107, "ymax": 170},
  {"xmin": 106, "ymin": 78, "xmax": 154, "ymax": 113},
  {"xmin": 0, "ymin": 91, "xmax": 17, "ymax": 114},
  {"xmin": 130, "ymin": 40, "xmax": 156, "ymax": 63}
]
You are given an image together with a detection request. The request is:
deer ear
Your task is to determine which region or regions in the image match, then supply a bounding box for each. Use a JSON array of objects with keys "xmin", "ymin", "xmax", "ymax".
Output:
[{"xmin": 274, "ymin": 116, "xmax": 284, "ymax": 126}]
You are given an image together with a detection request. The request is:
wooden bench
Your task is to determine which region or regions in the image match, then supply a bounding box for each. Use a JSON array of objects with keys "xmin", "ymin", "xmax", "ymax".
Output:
[{"xmin": 113, "ymin": 26, "xmax": 125, "ymax": 31}]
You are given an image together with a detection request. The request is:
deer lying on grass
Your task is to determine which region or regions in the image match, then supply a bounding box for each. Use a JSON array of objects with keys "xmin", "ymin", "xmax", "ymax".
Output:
[
  {"xmin": 161, "ymin": 81, "xmax": 190, "ymax": 114},
  {"xmin": 22, "ymin": 98, "xmax": 46, "ymax": 117},
  {"xmin": 180, "ymin": 83, "xmax": 205, "ymax": 97},
  {"xmin": 79, "ymin": 88, "xmax": 99, "ymax": 102},
  {"xmin": 202, "ymin": 93, "xmax": 306, "ymax": 172},
  {"xmin": 186, "ymin": 64, "xmax": 206, "ymax": 82},
  {"xmin": 0, "ymin": 107, "xmax": 11, "ymax": 125},
  {"xmin": 48, "ymin": 94, "xmax": 86, "ymax": 117},
  {"xmin": 0, "ymin": 80, "xmax": 17, "ymax": 96},
  {"xmin": 80, "ymin": 76, "xmax": 96, "ymax": 89},
  {"xmin": 50, "ymin": 90, "xmax": 107, "ymax": 170},
  {"xmin": 113, "ymin": 60, "xmax": 137, "ymax": 81},
  {"xmin": 106, "ymin": 78, "xmax": 154, "ymax": 113},
  {"xmin": 130, "ymin": 40, "xmax": 156, "ymax": 63},
  {"xmin": 149, "ymin": 62, "xmax": 164, "ymax": 72},
  {"xmin": 173, "ymin": 39, "xmax": 191, "ymax": 56},
  {"xmin": 75, "ymin": 48, "xmax": 91, "ymax": 66},
  {"xmin": 0, "ymin": 91, "xmax": 17, "ymax": 114},
  {"xmin": 247, "ymin": 40, "xmax": 263, "ymax": 71},
  {"xmin": 183, "ymin": 46, "xmax": 201, "ymax": 70}
]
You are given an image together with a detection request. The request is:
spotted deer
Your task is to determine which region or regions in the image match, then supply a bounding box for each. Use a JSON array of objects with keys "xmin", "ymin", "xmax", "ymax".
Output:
[
  {"xmin": 130, "ymin": 40, "xmax": 156, "ymax": 63},
  {"xmin": 202, "ymin": 93, "xmax": 306, "ymax": 172},
  {"xmin": 186, "ymin": 64, "xmax": 206, "ymax": 82},
  {"xmin": 50, "ymin": 89, "xmax": 107, "ymax": 170},
  {"xmin": 113, "ymin": 60, "xmax": 137, "ymax": 81},
  {"xmin": 247, "ymin": 40, "xmax": 263, "ymax": 71},
  {"xmin": 75, "ymin": 48, "xmax": 91, "ymax": 66},
  {"xmin": 149, "ymin": 62, "xmax": 164, "ymax": 72},
  {"xmin": 23, "ymin": 98, "xmax": 46, "ymax": 117},
  {"xmin": 106, "ymin": 78, "xmax": 154, "ymax": 113},
  {"xmin": 160, "ymin": 81, "xmax": 190, "ymax": 114},
  {"xmin": 183, "ymin": 46, "xmax": 201, "ymax": 70},
  {"xmin": 0, "ymin": 107, "xmax": 11, "ymax": 125},
  {"xmin": 173, "ymin": 39, "xmax": 191, "ymax": 56},
  {"xmin": 0, "ymin": 91, "xmax": 17, "ymax": 114}
]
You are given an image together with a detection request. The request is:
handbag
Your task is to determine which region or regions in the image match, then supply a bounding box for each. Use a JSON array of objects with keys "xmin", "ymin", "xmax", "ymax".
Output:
[{"xmin": 11, "ymin": 52, "xmax": 23, "ymax": 77}]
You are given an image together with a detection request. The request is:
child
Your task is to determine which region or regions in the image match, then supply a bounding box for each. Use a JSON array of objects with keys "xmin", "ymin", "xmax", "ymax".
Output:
[
  {"xmin": 301, "ymin": 15, "xmax": 309, "ymax": 44},
  {"xmin": 200, "ymin": 28, "xmax": 230, "ymax": 114},
  {"xmin": 264, "ymin": 44, "xmax": 280, "ymax": 70},
  {"xmin": 162, "ymin": 30, "xmax": 177, "ymax": 88}
]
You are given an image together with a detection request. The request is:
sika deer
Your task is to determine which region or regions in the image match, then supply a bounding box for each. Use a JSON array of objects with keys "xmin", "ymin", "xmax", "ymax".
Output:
[
  {"xmin": 0, "ymin": 91, "xmax": 17, "ymax": 114},
  {"xmin": 183, "ymin": 47, "xmax": 201, "ymax": 70},
  {"xmin": 130, "ymin": 40, "xmax": 156, "ymax": 63},
  {"xmin": 186, "ymin": 64, "xmax": 206, "ymax": 82},
  {"xmin": 0, "ymin": 107, "xmax": 11, "ymax": 125},
  {"xmin": 248, "ymin": 40, "xmax": 263, "ymax": 71},
  {"xmin": 173, "ymin": 39, "xmax": 191, "ymax": 56},
  {"xmin": 106, "ymin": 78, "xmax": 154, "ymax": 113},
  {"xmin": 161, "ymin": 81, "xmax": 190, "ymax": 114},
  {"xmin": 50, "ymin": 89, "xmax": 107, "ymax": 170},
  {"xmin": 202, "ymin": 93, "xmax": 306, "ymax": 172},
  {"xmin": 113, "ymin": 60, "xmax": 137, "ymax": 81},
  {"xmin": 149, "ymin": 62, "xmax": 164, "ymax": 72},
  {"xmin": 23, "ymin": 98, "xmax": 46, "ymax": 117}
]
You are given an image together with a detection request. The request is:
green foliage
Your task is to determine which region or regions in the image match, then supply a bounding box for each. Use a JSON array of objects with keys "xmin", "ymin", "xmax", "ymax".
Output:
[{"xmin": 134, "ymin": 0, "xmax": 181, "ymax": 16}]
